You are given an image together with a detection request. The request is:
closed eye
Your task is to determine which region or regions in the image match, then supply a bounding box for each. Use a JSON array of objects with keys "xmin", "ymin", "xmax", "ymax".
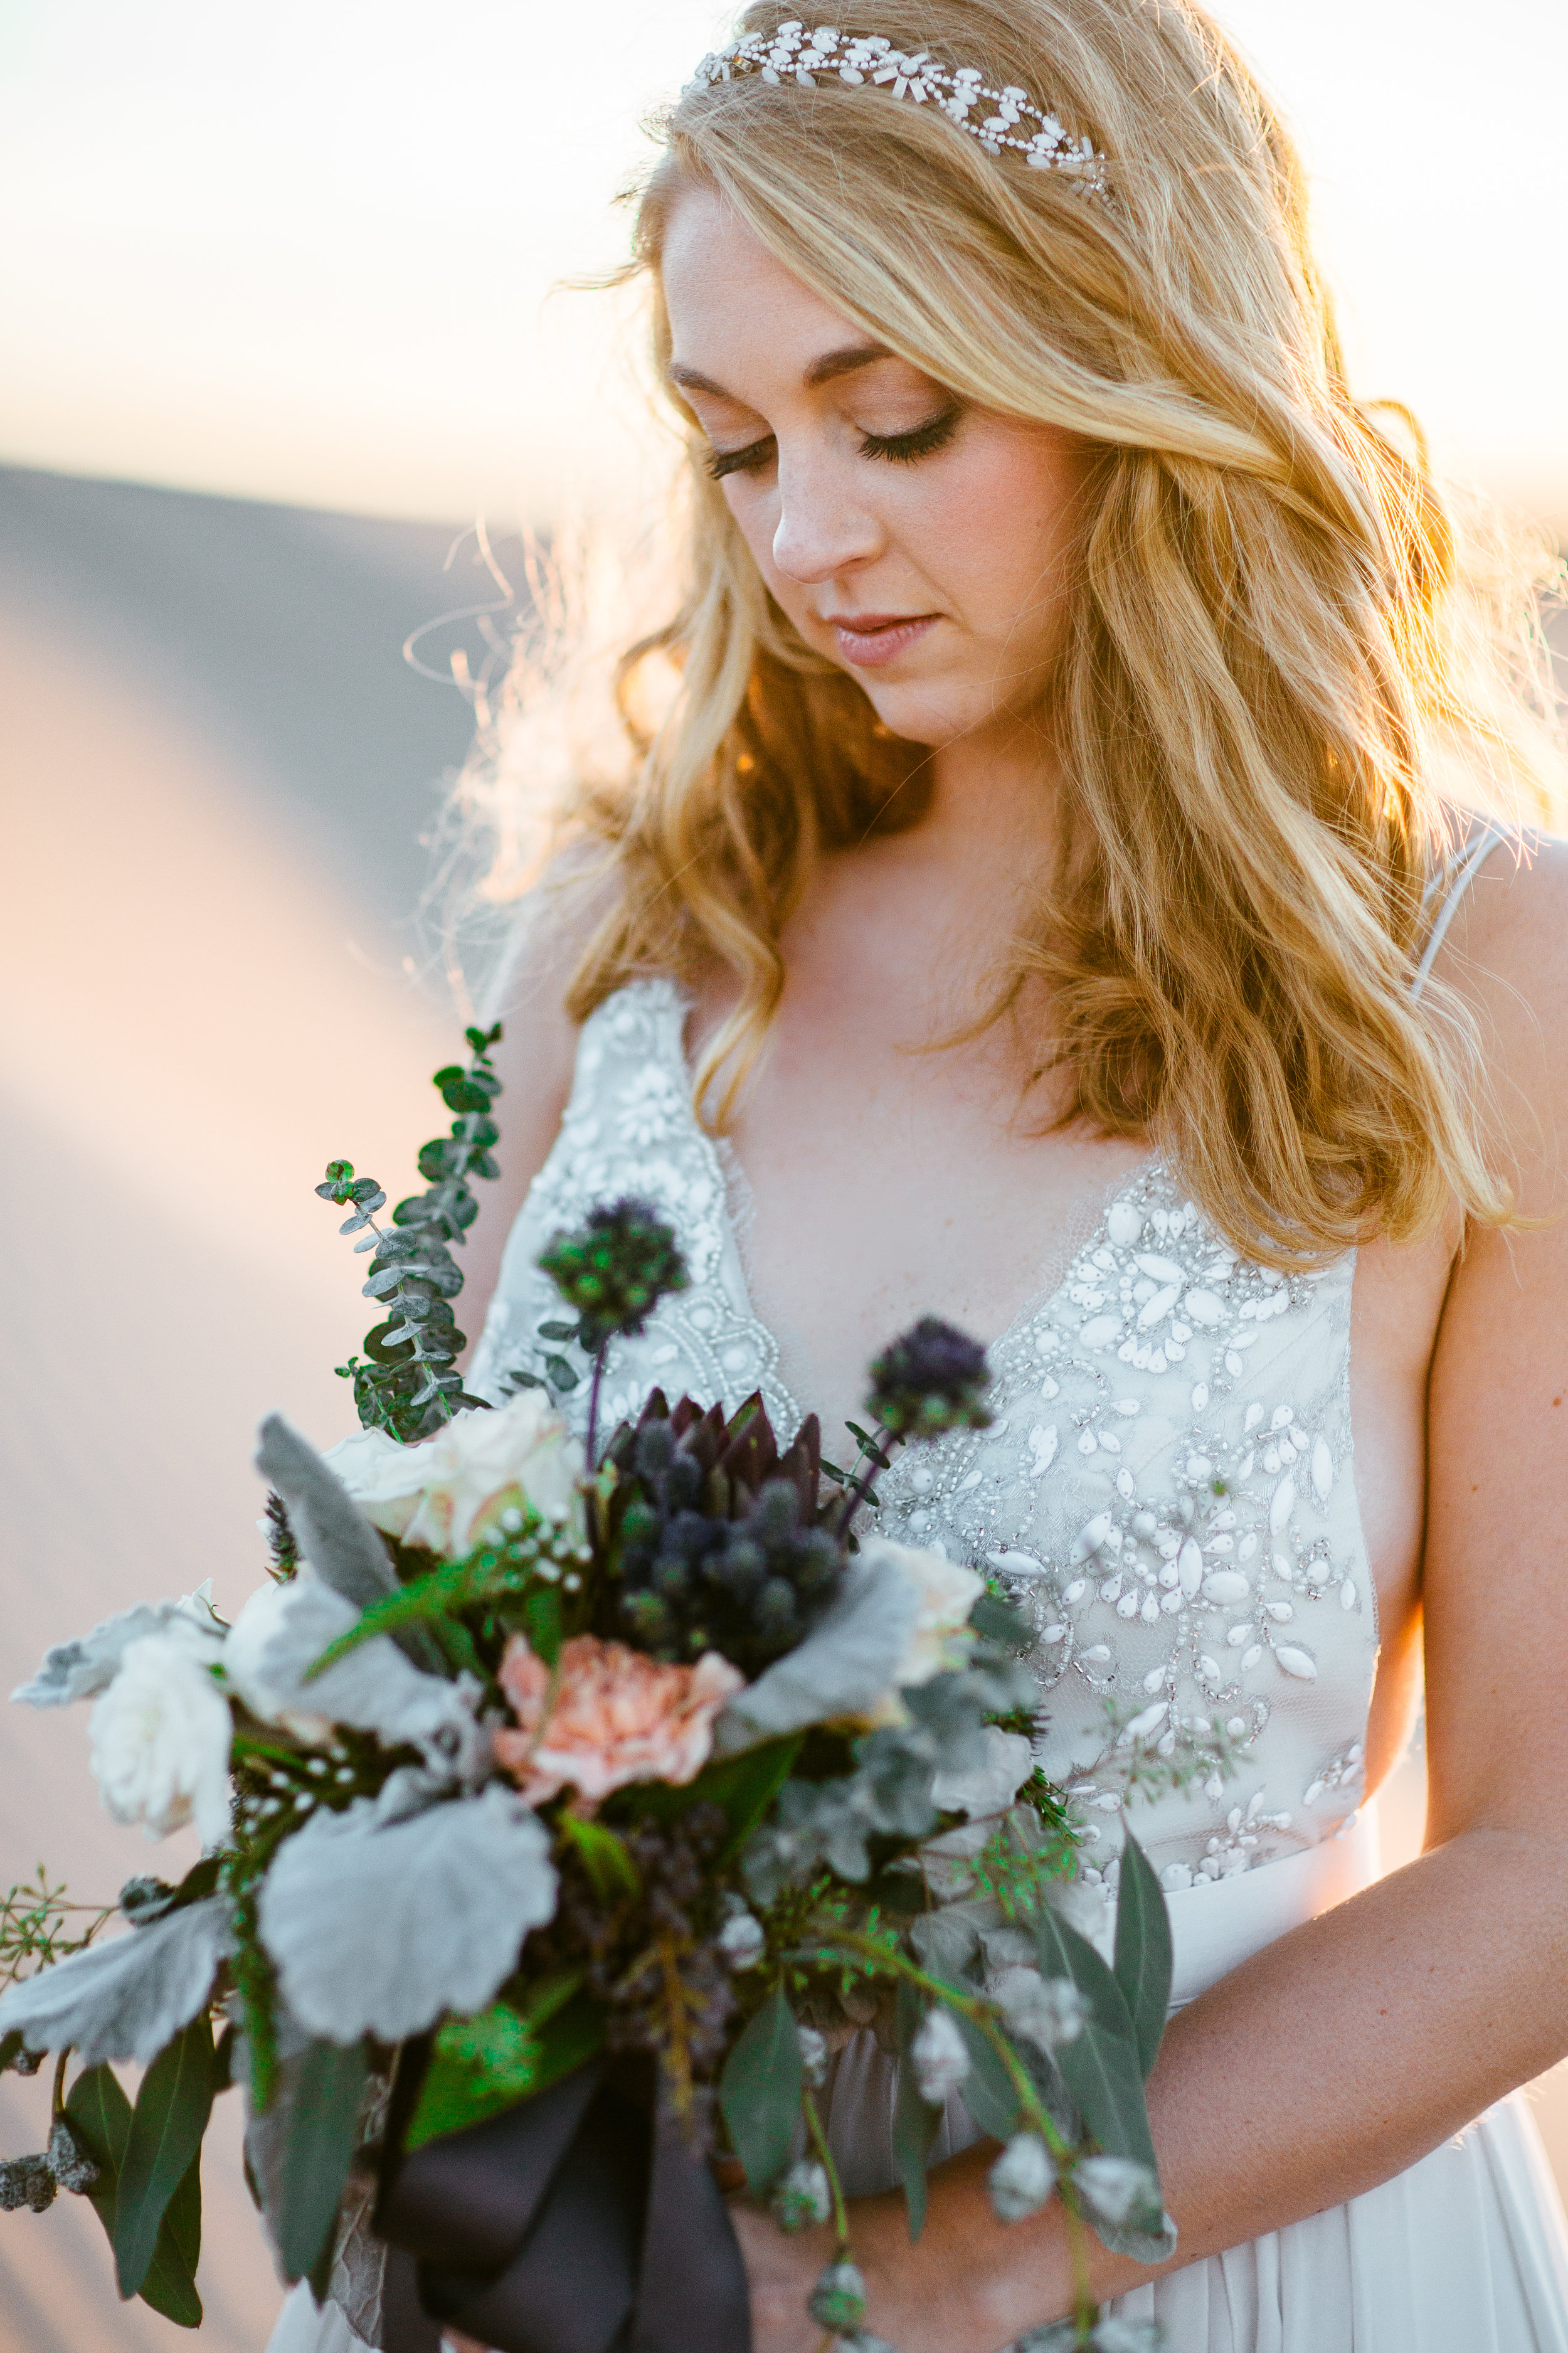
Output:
[
  {"xmin": 705, "ymin": 433, "xmax": 775, "ymax": 482},
  {"xmin": 704, "ymin": 404, "xmax": 963, "ymax": 482},
  {"xmin": 858, "ymin": 406, "xmax": 963, "ymax": 463}
]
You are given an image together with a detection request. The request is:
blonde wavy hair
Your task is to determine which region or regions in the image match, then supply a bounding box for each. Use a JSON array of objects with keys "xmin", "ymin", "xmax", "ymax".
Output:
[{"xmin": 470, "ymin": 0, "xmax": 1564, "ymax": 1266}]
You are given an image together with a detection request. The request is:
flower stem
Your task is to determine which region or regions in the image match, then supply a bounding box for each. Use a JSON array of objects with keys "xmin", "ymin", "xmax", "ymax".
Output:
[
  {"xmin": 830, "ymin": 1419, "xmax": 899, "ymax": 1537},
  {"xmin": 1059, "ymin": 2177, "xmax": 1098, "ymax": 2341},
  {"xmin": 800, "ymin": 2084, "xmax": 850, "ymax": 2252},
  {"xmin": 585, "ymin": 1339, "xmax": 610, "ymax": 1474},
  {"xmin": 50, "ymin": 2048, "xmax": 67, "ymax": 2119},
  {"xmin": 803, "ymin": 1921, "xmax": 1100, "ymax": 2327}
]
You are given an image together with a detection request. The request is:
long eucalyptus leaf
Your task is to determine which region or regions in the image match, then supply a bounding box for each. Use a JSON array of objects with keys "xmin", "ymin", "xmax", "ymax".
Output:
[
  {"xmin": 65, "ymin": 2060, "xmax": 131, "ymax": 2241},
  {"xmin": 67, "ymin": 2066, "xmax": 203, "ymax": 2325},
  {"xmin": 719, "ymin": 1983, "xmax": 802, "ymax": 2193},
  {"xmin": 114, "ymin": 2014, "xmax": 215, "ymax": 2300},
  {"xmin": 891, "ymin": 1982, "xmax": 941, "ymax": 2241},
  {"xmin": 275, "ymin": 2038, "xmax": 369, "ymax": 2283},
  {"xmin": 1030, "ymin": 1908, "xmax": 1157, "ymax": 2174},
  {"xmin": 948, "ymin": 2006, "xmax": 1018, "ymax": 2143},
  {"xmin": 137, "ymin": 2152, "xmax": 203, "ymax": 2327},
  {"xmin": 1113, "ymin": 1829, "xmax": 1172, "ymax": 2081}
]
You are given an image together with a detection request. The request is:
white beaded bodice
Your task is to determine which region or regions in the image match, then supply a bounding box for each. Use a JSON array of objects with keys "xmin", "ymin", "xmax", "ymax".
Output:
[{"xmin": 472, "ymin": 978, "xmax": 1377, "ymax": 1899}]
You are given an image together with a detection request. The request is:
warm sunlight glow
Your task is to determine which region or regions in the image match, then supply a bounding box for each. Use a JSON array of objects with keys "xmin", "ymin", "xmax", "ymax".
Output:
[{"xmin": 1, "ymin": 0, "xmax": 1563, "ymax": 523}]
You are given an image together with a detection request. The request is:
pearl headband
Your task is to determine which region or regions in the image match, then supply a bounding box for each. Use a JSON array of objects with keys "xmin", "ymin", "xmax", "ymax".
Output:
[{"xmin": 684, "ymin": 19, "xmax": 1108, "ymax": 194}]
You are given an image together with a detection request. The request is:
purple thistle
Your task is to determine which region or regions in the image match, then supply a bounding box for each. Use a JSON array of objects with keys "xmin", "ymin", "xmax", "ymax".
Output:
[{"xmin": 865, "ymin": 1317, "xmax": 993, "ymax": 1440}]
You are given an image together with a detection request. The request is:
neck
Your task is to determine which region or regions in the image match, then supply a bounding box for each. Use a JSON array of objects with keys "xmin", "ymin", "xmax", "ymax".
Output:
[{"xmin": 908, "ymin": 713, "xmax": 1064, "ymax": 898}]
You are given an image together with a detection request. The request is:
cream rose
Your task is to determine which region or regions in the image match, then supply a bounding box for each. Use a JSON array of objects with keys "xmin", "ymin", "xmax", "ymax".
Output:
[
  {"xmin": 863, "ymin": 1537, "xmax": 985, "ymax": 1687},
  {"xmin": 88, "ymin": 1634, "xmax": 233, "ymax": 1847},
  {"xmin": 324, "ymin": 1390, "xmax": 585, "ymax": 1559}
]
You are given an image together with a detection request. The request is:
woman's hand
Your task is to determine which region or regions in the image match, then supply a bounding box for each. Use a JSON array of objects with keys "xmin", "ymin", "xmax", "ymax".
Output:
[{"xmin": 728, "ymin": 2199, "xmax": 835, "ymax": 2353}]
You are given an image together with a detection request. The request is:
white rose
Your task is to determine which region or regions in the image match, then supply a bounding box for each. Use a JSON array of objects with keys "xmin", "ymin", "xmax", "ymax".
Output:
[
  {"xmin": 88, "ymin": 1635, "xmax": 233, "ymax": 1847},
  {"xmin": 862, "ymin": 1538, "xmax": 985, "ymax": 1687},
  {"xmin": 323, "ymin": 1391, "xmax": 586, "ymax": 1559},
  {"xmin": 222, "ymin": 1580, "xmax": 334, "ymax": 1744}
]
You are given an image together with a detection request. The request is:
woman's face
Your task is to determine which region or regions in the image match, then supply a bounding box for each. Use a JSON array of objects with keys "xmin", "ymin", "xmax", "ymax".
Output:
[{"xmin": 660, "ymin": 185, "xmax": 1092, "ymax": 752}]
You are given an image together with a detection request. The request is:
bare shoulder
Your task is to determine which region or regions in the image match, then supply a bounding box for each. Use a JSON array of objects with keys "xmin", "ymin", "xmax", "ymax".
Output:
[{"xmin": 1431, "ymin": 827, "xmax": 1568, "ymax": 1216}]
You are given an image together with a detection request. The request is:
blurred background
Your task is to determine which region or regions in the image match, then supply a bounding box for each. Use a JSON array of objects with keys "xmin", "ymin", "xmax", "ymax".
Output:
[{"xmin": 1, "ymin": 1, "xmax": 1564, "ymax": 2346}]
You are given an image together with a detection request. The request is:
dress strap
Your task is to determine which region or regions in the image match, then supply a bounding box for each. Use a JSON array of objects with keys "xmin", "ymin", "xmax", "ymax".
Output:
[{"xmin": 1411, "ymin": 821, "xmax": 1511, "ymax": 999}]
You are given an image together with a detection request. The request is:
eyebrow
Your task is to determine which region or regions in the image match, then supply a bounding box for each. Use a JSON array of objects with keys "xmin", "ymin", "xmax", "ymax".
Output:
[{"xmin": 668, "ymin": 341, "xmax": 893, "ymax": 400}]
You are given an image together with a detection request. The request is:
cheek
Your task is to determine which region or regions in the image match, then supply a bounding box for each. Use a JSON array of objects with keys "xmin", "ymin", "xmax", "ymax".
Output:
[
  {"xmin": 722, "ymin": 482, "xmax": 783, "ymax": 585},
  {"xmin": 906, "ymin": 431, "xmax": 1085, "ymax": 630}
]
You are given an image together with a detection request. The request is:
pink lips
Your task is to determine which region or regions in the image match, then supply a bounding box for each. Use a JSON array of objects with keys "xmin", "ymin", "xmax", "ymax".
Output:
[{"xmin": 825, "ymin": 611, "xmax": 941, "ymax": 668}]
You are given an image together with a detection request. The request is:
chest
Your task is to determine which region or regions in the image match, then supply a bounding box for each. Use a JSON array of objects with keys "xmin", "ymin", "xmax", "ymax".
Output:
[{"xmin": 692, "ymin": 957, "xmax": 1152, "ymax": 1445}]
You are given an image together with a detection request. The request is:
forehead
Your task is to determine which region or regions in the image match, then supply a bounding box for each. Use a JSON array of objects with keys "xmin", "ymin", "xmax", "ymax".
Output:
[{"xmin": 661, "ymin": 185, "xmax": 870, "ymax": 386}]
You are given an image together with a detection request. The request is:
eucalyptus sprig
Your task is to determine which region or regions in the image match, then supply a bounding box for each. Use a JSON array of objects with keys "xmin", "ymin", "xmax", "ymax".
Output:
[
  {"xmin": 318, "ymin": 1022, "xmax": 504, "ymax": 1442},
  {"xmin": 0, "ymin": 1872, "xmax": 113, "ymax": 2000}
]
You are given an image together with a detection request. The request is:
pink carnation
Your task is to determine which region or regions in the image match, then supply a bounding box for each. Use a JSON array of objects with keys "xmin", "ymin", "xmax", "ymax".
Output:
[{"xmin": 493, "ymin": 1634, "xmax": 744, "ymax": 1808}]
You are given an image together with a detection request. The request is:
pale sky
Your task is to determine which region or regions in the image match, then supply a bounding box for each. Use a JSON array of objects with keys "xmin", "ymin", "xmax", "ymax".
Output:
[{"xmin": 1, "ymin": 0, "xmax": 1564, "ymax": 526}]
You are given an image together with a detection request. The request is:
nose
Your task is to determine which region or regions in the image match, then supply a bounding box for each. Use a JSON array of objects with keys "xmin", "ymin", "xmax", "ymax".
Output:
[{"xmin": 770, "ymin": 447, "xmax": 884, "ymax": 586}]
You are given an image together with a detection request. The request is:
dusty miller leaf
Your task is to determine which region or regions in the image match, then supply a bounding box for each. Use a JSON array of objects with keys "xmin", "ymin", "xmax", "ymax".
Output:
[{"xmin": 0, "ymin": 1898, "xmax": 230, "ymax": 2068}]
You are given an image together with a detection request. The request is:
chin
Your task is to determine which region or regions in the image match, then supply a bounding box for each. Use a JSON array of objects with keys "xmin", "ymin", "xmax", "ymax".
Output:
[{"xmin": 854, "ymin": 676, "xmax": 985, "ymax": 750}]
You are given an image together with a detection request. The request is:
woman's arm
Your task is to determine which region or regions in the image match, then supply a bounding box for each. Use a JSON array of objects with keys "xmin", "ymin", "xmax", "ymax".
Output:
[{"xmin": 739, "ymin": 838, "xmax": 1568, "ymax": 2353}]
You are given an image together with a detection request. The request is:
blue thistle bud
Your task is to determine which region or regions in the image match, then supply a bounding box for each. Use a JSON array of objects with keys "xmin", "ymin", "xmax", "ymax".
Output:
[
  {"xmin": 755, "ymin": 1480, "xmax": 800, "ymax": 1544},
  {"xmin": 622, "ymin": 1590, "xmax": 675, "ymax": 1647},
  {"xmin": 756, "ymin": 1579, "xmax": 798, "ymax": 1640},
  {"xmin": 865, "ymin": 1316, "xmax": 993, "ymax": 1438}
]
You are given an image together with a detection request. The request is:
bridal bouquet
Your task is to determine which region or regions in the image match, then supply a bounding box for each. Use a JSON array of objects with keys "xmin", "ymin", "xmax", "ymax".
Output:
[{"xmin": 0, "ymin": 1033, "xmax": 1174, "ymax": 2353}]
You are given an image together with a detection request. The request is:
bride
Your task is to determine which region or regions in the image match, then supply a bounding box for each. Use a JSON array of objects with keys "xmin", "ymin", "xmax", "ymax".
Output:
[{"xmin": 273, "ymin": 0, "xmax": 1568, "ymax": 2347}]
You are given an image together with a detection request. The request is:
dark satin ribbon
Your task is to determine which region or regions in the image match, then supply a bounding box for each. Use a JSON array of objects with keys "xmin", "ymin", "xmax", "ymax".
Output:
[{"xmin": 375, "ymin": 2054, "xmax": 753, "ymax": 2353}]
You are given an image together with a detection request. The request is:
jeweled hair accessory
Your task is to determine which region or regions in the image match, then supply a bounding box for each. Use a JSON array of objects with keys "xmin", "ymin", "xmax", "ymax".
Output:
[{"xmin": 684, "ymin": 19, "xmax": 1108, "ymax": 194}]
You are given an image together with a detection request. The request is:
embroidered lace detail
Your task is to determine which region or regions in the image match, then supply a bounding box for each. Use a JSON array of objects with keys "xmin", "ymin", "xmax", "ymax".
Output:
[
  {"xmin": 472, "ymin": 981, "xmax": 1380, "ymax": 1896},
  {"xmin": 872, "ymin": 1161, "xmax": 1377, "ymax": 1895},
  {"xmin": 470, "ymin": 980, "xmax": 798, "ymax": 1440}
]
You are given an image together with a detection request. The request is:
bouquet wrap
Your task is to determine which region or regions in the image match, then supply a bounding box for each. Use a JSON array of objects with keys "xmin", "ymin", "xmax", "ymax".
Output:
[{"xmin": 376, "ymin": 2051, "xmax": 750, "ymax": 2353}]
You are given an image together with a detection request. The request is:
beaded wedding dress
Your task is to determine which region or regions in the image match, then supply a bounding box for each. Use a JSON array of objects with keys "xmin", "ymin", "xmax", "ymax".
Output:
[{"xmin": 271, "ymin": 836, "xmax": 1568, "ymax": 2353}]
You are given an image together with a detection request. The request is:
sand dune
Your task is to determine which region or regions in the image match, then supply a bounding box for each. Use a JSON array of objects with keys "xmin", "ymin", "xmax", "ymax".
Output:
[{"xmin": 0, "ymin": 479, "xmax": 463, "ymax": 2352}]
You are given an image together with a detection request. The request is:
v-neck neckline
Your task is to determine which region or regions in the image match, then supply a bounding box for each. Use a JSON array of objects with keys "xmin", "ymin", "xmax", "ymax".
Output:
[{"xmin": 655, "ymin": 978, "xmax": 1164, "ymax": 1437}]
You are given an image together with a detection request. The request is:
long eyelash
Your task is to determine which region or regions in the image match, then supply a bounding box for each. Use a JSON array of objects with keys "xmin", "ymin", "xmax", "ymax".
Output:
[
  {"xmin": 859, "ymin": 407, "xmax": 963, "ymax": 464},
  {"xmin": 704, "ymin": 405, "xmax": 962, "ymax": 481},
  {"xmin": 705, "ymin": 435, "xmax": 775, "ymax": 482}
]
